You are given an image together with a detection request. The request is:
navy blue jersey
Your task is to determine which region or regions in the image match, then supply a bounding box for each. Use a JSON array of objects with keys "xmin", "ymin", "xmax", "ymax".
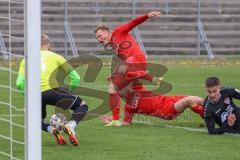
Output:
[{"xmin": 203, "ymin": 87, "xmax": 240, "ymax": 134}]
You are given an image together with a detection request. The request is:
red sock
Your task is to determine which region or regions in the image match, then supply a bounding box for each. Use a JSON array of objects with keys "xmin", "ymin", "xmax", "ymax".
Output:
[
  {"xmin": 191, "ymin": 105, "xmax": 204, "ymax": 118},
  {"xmin": 109, "ymin": 93, "xmax": 121, "ymax": 120}
]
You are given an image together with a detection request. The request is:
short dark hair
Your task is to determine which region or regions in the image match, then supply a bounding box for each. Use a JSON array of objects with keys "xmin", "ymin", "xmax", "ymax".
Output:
[
  {"xmin": 94, "ymin": 25, "xmax": 110, "ymax": 33},
  {"xmin": 205, "ymin": 76, "xmax": 220, "ymax": 87}
]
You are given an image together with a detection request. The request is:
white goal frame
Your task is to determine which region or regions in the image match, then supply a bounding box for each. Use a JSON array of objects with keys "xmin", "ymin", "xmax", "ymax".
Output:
[{"xmin": 25, "ymin": 0, "xmax": 41, "ymax": 160}]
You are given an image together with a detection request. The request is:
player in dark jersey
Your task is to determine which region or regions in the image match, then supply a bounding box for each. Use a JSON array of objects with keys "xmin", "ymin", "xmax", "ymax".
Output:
[{"xmin": 204, "ymin": 76, "xmax": 240, "ymax": 134}]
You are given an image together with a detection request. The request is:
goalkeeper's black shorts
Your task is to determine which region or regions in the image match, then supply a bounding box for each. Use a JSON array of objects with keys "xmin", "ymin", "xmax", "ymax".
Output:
[{"xmin": 41, "ymin": 87, "xmax": 83, "ymax": 119}]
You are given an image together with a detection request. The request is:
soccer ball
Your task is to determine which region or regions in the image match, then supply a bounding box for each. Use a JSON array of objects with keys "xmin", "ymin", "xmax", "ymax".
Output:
[{"xmin": 50, "ymin": 113, "xmax": 67, "ymax": 130}]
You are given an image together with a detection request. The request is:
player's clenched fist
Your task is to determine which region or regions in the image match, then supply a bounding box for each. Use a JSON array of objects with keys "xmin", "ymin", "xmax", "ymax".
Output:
[
  {"xmin": 148, "ymin": 11, "xmax": 161, "ymax": 18},
  {"xmin": 227, "ymin": 114, "xmax": 236, "ymax": 126}
]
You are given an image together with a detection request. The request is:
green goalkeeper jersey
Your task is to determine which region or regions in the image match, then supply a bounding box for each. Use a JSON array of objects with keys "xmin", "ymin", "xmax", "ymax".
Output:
[{"xmin": 16, "ymin": 49, "xmax": 80, "ymax": 92}]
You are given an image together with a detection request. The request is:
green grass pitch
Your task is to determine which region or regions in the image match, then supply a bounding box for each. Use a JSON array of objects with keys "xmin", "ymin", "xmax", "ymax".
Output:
[{"xmin": 0, "ymin": 57, "xmax": 240, "ymax": 160}]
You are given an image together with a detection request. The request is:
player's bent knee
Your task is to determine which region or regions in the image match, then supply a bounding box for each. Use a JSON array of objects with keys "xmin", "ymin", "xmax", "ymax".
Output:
[
  {"xmin": 69, "ymin": 97, "xmax": 87, "ymax": 110},
  {"xmin": 186, "ymin": 96, "xmax": 204, "ymax": 106},
  {"xmin": 70, "ymin": 97, "xmax": 88, "ymax": 123}
]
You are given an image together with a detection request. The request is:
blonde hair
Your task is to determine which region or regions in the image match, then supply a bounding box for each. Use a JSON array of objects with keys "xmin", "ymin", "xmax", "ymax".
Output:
[
  {"xmin": 41, "ymin": 34, "xmax": 50, "ymax": 46},
  {"xmin": 94, "ymin": 25, "xmax": 110, "ymax": 33}
]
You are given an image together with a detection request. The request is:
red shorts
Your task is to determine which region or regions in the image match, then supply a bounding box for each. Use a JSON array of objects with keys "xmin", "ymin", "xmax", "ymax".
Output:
[
  {"xmin": 111, "ymin": 64, "xmax": 146, "ymax": 90},
  {"xmin": 137, "ymin": 95, "xmax": 186, "ymax": 120},
  {"xmin": 112, "ymin": 73, "xmax": 133, "ymax": 90},
  {"xmin": 111, "ymin": 58, "xmax": 147, "ymax": 90}
]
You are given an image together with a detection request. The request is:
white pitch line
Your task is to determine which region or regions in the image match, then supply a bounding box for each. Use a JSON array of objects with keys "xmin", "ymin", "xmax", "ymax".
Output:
[
  {"xmin": 0, "ymin": 115, "xmax": 24, "ymax": 117},
  {"xmin": 134, "ymin": 120, "xmax": 240, "ymax": 137},
  {"xmin": 134, "ymin": 120, "xmax": 206, "ymax": 132},
  {"xmin": 163, "ymin": 124, "xmax": 206, "ymax": 132}
]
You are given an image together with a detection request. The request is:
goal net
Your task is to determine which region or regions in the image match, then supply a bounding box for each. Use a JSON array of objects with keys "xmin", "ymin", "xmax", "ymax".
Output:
[{"xmin": 0, "ymin": 0, "xmax": 41, "ymax": 160}]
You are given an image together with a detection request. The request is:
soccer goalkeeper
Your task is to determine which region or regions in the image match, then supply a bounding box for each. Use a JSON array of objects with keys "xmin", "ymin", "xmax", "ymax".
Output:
[{"xmin": 16, "ymin": 34, "xmax": 88, "ymax": 146}]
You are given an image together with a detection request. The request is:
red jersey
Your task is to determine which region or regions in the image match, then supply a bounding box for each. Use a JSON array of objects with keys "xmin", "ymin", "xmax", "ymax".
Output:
[
  {"xmin": 108, "ymin": 14, "xmax": 152, "ymax": 121},
  {"xmin": 110, "ymin": 14, "xmax": 151, "ymax": 89},
  {"xmin": 110, "ymin": 14, "xmax": 148, "ymax": 63},
  {"xmin": 123, "ymin": 86, "xmax": 186, "ymax": 123}
]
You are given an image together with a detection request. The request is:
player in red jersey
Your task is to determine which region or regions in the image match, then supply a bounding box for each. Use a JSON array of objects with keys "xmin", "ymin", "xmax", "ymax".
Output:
[
  {"xmin": 102, "ymin": 85, "xmax": 204, "ymax": 126},
  {"xmin": 95, "ymin": 11, "xmax": 162, "ymax": 126}
]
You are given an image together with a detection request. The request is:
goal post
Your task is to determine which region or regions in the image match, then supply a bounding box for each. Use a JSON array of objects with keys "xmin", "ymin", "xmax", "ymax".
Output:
[{"xmin": 25, "ymin": 0, "xmax": 41, "ymax": 160}]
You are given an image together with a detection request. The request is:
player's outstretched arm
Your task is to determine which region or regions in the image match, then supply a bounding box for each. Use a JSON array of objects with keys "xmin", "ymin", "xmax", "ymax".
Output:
[
  {"xmin": 227, "ymin": 87, "xmax": 240, "ymax": 100},
  {"xmin": 68, "ymin": 69, "xmax": 80, "ymax": 91},
  {"xmin": 16, "ymin": 74, "xmax": 25, "ymax": 92},
  {"xmin": 16, "ymin": 59, "xmax": 25, "ymax": 95},
  {"xmin": 118, "ymin": 11, "xmax": 161, "ymax": 34}
]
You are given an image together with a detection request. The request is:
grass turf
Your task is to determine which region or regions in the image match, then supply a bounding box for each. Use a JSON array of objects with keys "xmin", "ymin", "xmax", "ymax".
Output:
[{"xmin": 0, "ymin": 57, "xmax": 240, "ymax": 160}]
